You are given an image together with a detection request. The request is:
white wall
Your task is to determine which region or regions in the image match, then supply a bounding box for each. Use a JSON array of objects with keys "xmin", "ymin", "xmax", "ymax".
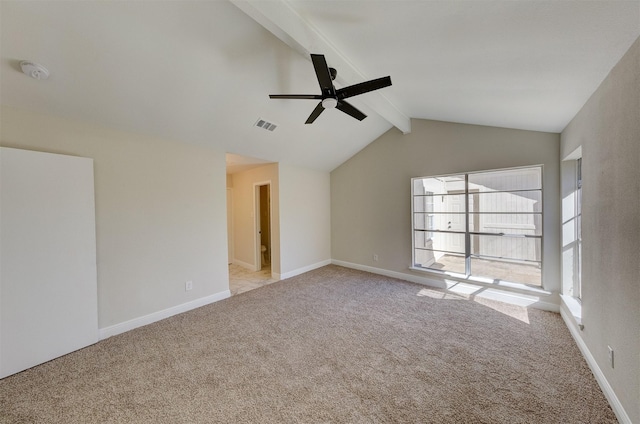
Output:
[
  {"xmin": 279, "ymin": 164, "xmax": 331, "ymax": 278},
  {"xmin": 0, "ymin": 106, "xmax": 229, "ymax": 330},
  {"xmin": 331, "ymin": 118, "xmax": 560, "ymax": 292},
  {"xmin": 229, "ymin": 164, "xmax": 280, "ymax": 274},
  {"xmin": 560, "ymin": 37, "xmax": 639, "ymax": 424}
]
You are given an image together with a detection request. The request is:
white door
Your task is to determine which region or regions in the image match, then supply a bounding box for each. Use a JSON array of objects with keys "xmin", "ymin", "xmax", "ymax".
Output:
[{"xmin": 0, "ymin": 148, "xmax": 98, "ymax": 378}]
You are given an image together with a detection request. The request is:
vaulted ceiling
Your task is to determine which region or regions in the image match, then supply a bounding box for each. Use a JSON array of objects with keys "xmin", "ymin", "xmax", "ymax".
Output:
[{"xmin": 1, "ymin": 1, "xmax": 638, "ymax": 171}]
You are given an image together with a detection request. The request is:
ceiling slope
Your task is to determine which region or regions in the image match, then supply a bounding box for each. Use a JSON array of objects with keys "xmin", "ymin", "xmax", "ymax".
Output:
[
  {"xmin": 230, "ymin": 0, "xmax": 411, "ymax": 134},
  {"xmin": 2, "ymin": 1, "xmax": 639, "ymax": 172},
  {"xmin": 288, "ymin": 0, "xmax": 640, "ymax": 133},
  {"xmin": 0, "ymin": 1, "xmax": 392, "ymax": 172}
]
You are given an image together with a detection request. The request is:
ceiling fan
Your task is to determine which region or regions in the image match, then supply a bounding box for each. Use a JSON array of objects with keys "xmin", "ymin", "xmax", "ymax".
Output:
[{"xmin": 269, "ymin": 54, "xmax": 392, "ymax": 124}]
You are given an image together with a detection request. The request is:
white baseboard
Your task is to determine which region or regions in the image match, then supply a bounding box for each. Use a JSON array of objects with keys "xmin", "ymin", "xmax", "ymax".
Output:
[
  {"xmin": 99, "ymin": 290, "xmax": 231, "ymax": 340},
  {"xmin": 277, "ymin": 259, "xmax": 332, "ymax": 280},
  {"xmin": 560, "ymin": 304, "xmax": 631, "ymax": 424},
  {"xmin": 331, "ymin": 260, "xmax": 559, "ymax": 312},
  {"xmin": 331, "ymin": 259, "xmax": 446, "ymax": 288}
]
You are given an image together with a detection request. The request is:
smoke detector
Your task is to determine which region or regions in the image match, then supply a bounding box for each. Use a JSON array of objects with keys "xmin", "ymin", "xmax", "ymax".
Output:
[{"xmin": 20, "ymin": 61, "xmax": 49, "ymax": 80}]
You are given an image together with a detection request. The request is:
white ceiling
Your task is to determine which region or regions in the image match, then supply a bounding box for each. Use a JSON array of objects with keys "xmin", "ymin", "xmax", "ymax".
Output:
[
  {"xmin": 1, "ymin": 1, "xmax": 638, "ymax": 172},
  {"xmin": 226, "ymin": 153, "xmax": 273, "ymax": 174}
]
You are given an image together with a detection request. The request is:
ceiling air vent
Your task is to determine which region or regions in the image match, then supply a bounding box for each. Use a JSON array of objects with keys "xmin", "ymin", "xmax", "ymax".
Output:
[{"xmin": 255, "ymin": 118, "xmax": 277, "ymax": 132}]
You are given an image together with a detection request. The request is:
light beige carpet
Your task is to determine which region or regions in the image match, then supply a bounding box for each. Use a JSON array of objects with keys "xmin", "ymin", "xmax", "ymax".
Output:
[{"xmin": 0, "ymin": 265, "xmax": 616, "ymax": 423}]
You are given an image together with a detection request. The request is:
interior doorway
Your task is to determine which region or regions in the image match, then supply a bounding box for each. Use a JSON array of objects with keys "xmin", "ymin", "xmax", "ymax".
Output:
[
  {"xmin": 255, "ymin": 183, "xmax": 271, "ymax": 271},
  {"xmin": 225, "ymin": 153, "xmax": 279, "ymax": 296}
]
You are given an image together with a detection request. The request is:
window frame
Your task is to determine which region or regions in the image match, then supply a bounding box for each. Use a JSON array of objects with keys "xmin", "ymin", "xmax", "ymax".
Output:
[
  {"xmin": 411, "ymin": 165, "xmax": 544, "ymax": 287},
  {"xmin": 575, "ymin": 158, "xmax": 582, "ymax": 299}
]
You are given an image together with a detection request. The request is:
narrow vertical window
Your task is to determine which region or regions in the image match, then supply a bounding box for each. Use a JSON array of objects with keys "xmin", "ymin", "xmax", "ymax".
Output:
[
  {"xmin": 575, "ymin": 158, "xmax": 582, "ymax": 299},
  {"xmin": 561, "ymin": 153, "xmax": 582, "ymax": 299}
]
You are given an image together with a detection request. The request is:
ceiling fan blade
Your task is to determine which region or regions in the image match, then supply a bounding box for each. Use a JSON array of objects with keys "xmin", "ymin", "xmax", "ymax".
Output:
[
  {"xmin": 336, "ymin": 100, "xmax": 367, "ymax": 121},
  {"xmin": 337, "ymin": 76, "xmax": 392, "ymax": 100},
  {"xmin": 269, "ymin": 94, "xmax": 322, "ymax": 99},
  {"xmin": 305, "ymin": 102, "xmax": 325, "ymax": 124},
  {"xmin": 311, "ymin": 54, "xmax": 335, "ymax": 95}
]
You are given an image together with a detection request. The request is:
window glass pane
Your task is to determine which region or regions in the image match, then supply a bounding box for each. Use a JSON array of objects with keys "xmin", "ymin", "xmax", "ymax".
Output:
[
  {"xmin": 470, "ymin": 257, "xmax": 541, "ymax": 286},
  {"xmin": 414, "ymin": 212, "xmax": 469, "ymax": 232},
  {"xmin": 468, "ymin": 167, "xmax": 541, "ymax": 191},
  {"xmin": 413, "ymin": 196, "xmax": 430, "ymax": 213},
  {"xmin": 577, "ymin": 240, "xmax": 582, "ymax": 298},
  {"xmin": 413, "ymin": 195, "xmax": 429, "ymax": 213},
  {"xmin": 471, "ymin": 234, "xmax": 541, "ymax": 262},
  {"xmin": 414, "ymin": 229, "xmax": 428, "ymax": 249},
  {"xmin": 415, "ymin": 194, "xmax": 465, "ymax": 213},
  {"xmin": 577, "ymin": 187, "xmax": 582, "ymax": 215},
  {"xmin": 413, "ymin": 214, "xmax": 430, "ymax": 231},
  {"xmin": 414, "ymin": 231, "xmax": 466, "ymax": 254},
  {"xmin": 414, "ymin": 250, "xmax": 466, "ymax": 274},
  {"xmin": 429, "ymin": 231, "xmax": 465, "ymax": 254},
  {"xmin": 469, "ymin": 213, "xmax": 542, "ymax": 236},
  {"xmin": 470, "ymin": 191, "xmax": 542, "ymax": 213},
  {"xmin": 413, "ymin": 175, "xmax": 465, "ymax": 196}
]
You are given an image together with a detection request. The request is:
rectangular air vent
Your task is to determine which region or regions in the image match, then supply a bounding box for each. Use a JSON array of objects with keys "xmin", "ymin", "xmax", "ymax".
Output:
[{"xmin": 255, "ymin": 118, "xmax": 277, "ymax": 132}]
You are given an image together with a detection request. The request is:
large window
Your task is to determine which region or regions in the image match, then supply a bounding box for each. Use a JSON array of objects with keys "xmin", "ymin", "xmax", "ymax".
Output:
[{"xmin": 412, "ymin": 166, "xmax": 543, "ymax": 286}]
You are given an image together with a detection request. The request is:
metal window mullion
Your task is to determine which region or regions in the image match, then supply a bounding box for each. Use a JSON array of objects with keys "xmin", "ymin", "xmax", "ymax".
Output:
[
  {"xmin": 466, "ymin": 211, "xmax": 541, "ymax": 215},
  {"xmin": 415, "ymin": 212, "xmax": 466, "ymax": 216},
  {"xmin": 470, "ymin": 253, "xmax": 542, "ymax": 264},
  {"xmin": 413, "ymin": 193, "xmax": 463, "ymax": 198},
  {"xmin": 415, "ymin": 247, "xmax": 466, "ymax": 255},
  {"xmin": 415, "ymin": 229, "xmax": 466, "ymax": 235},
  {"xmin": 472, "ymin": 188, "xmax": 542, "ymax": 195},
  {"xmin": 468, "ymin": 231, "xmax": 542, "ymax": 238}
]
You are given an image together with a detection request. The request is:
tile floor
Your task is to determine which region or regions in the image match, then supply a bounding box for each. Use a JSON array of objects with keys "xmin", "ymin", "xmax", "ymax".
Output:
[{"xmin": 228, "ymin": 263, "xmax": 278, "ymax": 296}]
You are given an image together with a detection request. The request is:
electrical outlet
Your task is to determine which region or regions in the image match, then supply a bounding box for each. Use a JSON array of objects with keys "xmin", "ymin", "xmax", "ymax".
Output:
[
  {"xmin": 608, "ymin": 346, "xmax": 614, "ymax": 368},
  {"xmin": 185, "ymin": 280, "xmax": 193, "ymax": 291},
  {"xmin": 373, "ymin": 254, "xmax": 379, "ymax": 262}
]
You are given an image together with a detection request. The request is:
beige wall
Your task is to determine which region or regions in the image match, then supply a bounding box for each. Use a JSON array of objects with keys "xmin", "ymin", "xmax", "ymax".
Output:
[
  {"xmin": 1, "ymin": 106, "xmax": 229, "ymax": 329},
  {"xmin": 279, "ymin": 164, "xmax": 331, "ymax": 278},
  {"xmin": 561, "ymin": 37, "xmax": 639, "ymax": 423},
  {"xmin": 229, "ymin": 164, "xmax": 280, "ymax": 274},
  {"xmin": 331, "ymin": 118, "xmax": 560, "ymax": 292},
  {"xmin": 229, "ymin": 163, "xmax": 330, "ymax": 279}
]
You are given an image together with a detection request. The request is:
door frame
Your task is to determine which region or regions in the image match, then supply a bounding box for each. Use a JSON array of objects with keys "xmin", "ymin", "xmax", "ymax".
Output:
[
  {"xmin": 253, "ymin": 180, "xmax": 271, "ymax": 272},
  {"xmin": 226, "ymin": 188, "xmax": 234, "ymax": 265}
]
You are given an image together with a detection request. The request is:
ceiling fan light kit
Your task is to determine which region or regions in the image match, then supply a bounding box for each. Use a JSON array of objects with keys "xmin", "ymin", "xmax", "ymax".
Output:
[
  {"xmin": 270, "ymin": 54, "xmax": 392, "ymax": 124},
  {"xmin": 321, "ymin": 98, "xmax": 337, "ymax": 109}
]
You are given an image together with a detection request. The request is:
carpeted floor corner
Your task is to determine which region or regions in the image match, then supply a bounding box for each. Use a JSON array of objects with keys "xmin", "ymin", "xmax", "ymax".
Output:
[{"xmin": 0, "ymin": 265, "xmax": 617, "ymax": 423}]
